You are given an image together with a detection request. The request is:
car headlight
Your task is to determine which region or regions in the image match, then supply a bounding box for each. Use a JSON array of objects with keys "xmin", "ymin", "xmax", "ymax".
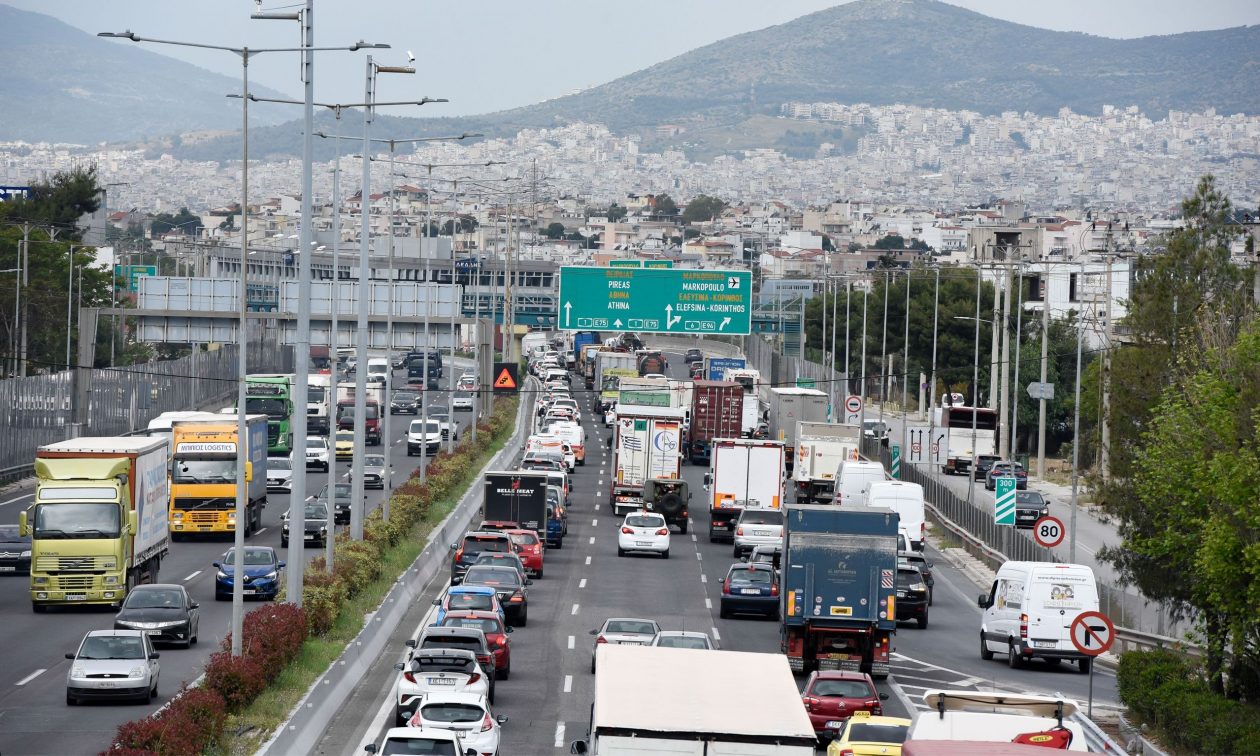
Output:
[
  {"xmin": 216, "ymin": 570, "xmax": 230, "ymax": 580},
  {"xmin": 20, "ymin": 550, "xmax": 31, "ymax": 558},
  {"xmin": 262, "ymin": 571, "xmax": 278, "ymax": 581},
  {"xmin": 71, "ymin": 665, "xmax": 85, "ymax": 677},
  {"xmin": 128, "ymin": 666, "xmax": 146, "ymax": 678},
  {"xmin": 319, "ymin": 526, "xmax": 327, "ymax": 533}
]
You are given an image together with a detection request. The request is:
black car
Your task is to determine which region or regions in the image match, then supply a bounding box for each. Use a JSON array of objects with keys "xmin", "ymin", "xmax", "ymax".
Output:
[
  {"xmin": 114, "ymin": 583, "xmax": 200, "ymax": 647},
  {"xmin": 450, "ymin": 532, "xmax": 514, "ymax": 584},
  {"xmin": 1014, "ymin": 490, "xmax": 1050, "ymax": 529},
  {"xmin": 898, "ymin": 550, "xmax": 934, "ymax": 605},
  {"xmin": 0, "ymin": 524, "xmax": 31, "ymax": 575},
  {"xmin": 390, "ymin": 390, "xmax": 420, "ymax": 415},
  {"xmin": 973, "ymin": 454, "xmax": 1002, "ymax": 481},
  {"xmin": 895, "ymin": 561, "xmax": 930, "ymax": 629},
  {"xmin": 684, "ymin": 348, "xmax": 703, "ymax": 364},
  {"xmin": 985, "ymin": 461, "xmax": 1029, "ymax": 491},
  {"xmin": 461, "ymin": 564, "xmax": 530, "ymax": 626},
  {"xmin": 281, "ymin": 501, "xmax": 330, "ymax": 548},
  {"xmin": 314, "ymin": 482, "xmax": 353, "ymax": 525}
]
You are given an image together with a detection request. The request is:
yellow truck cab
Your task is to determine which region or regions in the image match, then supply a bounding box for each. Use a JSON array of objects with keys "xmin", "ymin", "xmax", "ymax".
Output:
[
  {"xmin": 22, "ymin": 436, "xmax": 169, "ymax": 612},
  {"xmin": 169, "ymin": 415, "xmax": 268, "ymax": 538}
]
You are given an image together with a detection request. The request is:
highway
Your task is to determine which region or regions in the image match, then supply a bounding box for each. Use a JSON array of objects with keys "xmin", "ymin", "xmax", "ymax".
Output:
[
  {"xmin": 314, "ymin": 349, "xmax": 1120, "ymax": 755},
  {"xmin": 0, "ymin": 366, "xmax": 473, "ymax": 756}
]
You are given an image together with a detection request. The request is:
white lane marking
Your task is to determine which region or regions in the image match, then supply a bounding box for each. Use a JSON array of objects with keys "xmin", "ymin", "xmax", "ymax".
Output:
[
  {"xmin": 579, "ymin": 578, "xmax": 587, "ymax": 588},
  {"xmin": 588, "ymin": 536, "xmax": 595, "ymax": 545},
  {"xmin": 567, "ymin": 635, "xmax": 575, "ymax": 650},
  {"xmin": 695, "ymin": 551, "xmax": 702, "ymax": 560},
  {"xmin": 704, "ymin": 597, "xmax": 712, "ymax": 609},
  {"xmin": 0, "ymin": 494, "xmax": 33, "ymax": 507},
  {"xmin": 594, "ymin": 503, "xmax": 600, "ymax": 511},
  {"xmin": 15, "ymin": 669, "xmax": 46, "ymax": 686},
  {"xmin": 584, "ymin": 556, "xmax": 592, "ymax": 565},
  {"xmin": 571, "ymin": 603, "xmax": 580, "ymax": 615},
  {"xmin": 690, "ymin": 533, "xmax": 697, "ymax": 542},
  {"xmin": 700, "ymin": 574, "xmax": 707, "ymax": 583},
  {"xmin": 255, "ymin": 527, "xmax": 268, "ymax": 535},
  {"xmin": 183, "ymin": 570, "xmax": 201, "ymax": 582},
  {"xmin": 591, "ymin": 519, "xmax": 598, "ymax": 527},
  {"xmin": 563, "ymin": 674, "xmax": 573, "ymax": 693},
  {"xmin": 711, "ymin": 627, "xmax": 721, "ymax": 641},
  {"xmin": 554, "ymin": 722, "xmax": 566, "ymax": 748}
]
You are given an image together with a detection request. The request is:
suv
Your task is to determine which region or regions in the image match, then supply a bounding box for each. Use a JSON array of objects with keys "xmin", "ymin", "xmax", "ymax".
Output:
[
  {"xmin": 895, "ymin": 559, "xmax": 930, "ymax": 628},
  {"xmin": 684, "ymin": 348, "xmax": 703, "ymax": 364},
  {"xmin": 407, "ymin": 627, "xmax": 496, "ymax": 703},
  {"xmin": 733, "ymin": 507, "xmax": 785, "ymax": 559},
  {"xmin": 390, "ymin": 390, "xmax": 420, "ymax": 415},
  {"xmin": 1014, "ymin": 490, "xmax": 1050, "ymax": 529},
  {"xmin": 972, "ymin": 454, "xmax": 1002, "ymax": 481},
  {"xmin": 450, "ymin": 532, "xmax": 513, "ymax": 584},
  {"xmin": 643, "ymin": 479, "xmax": 690, "ymax": 534},
  {"xmin": 985, "ymin": 461, "xmax": 1029, "ymax": 491}
]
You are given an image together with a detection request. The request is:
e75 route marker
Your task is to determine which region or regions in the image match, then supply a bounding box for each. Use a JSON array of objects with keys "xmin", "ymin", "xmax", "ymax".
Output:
[{"xmin": 557, "ymin": 266, "xmax": 751, "ymax": 335}]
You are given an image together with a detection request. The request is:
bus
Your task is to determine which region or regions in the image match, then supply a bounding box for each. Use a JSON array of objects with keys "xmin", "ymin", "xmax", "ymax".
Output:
[{"xmin": 238, "ymin": 374, "xmax": 295, "ymax": 455}]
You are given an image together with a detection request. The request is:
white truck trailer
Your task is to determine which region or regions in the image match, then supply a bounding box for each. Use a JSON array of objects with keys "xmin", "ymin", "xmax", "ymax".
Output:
[{"xmin": 792, "ymin": 421, "xmax": 862, "ymax": 503}]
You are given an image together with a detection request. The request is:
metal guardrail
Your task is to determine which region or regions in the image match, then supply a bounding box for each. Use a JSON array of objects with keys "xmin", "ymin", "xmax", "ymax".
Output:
[{"xmin": 1072, "ymin": 712, "xmax": 1127, "ymax": 754}]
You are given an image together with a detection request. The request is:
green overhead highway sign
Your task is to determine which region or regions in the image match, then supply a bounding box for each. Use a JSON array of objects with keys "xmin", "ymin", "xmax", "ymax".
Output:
[
  {"xmin": 558, "ymin": 266, "xmax": 752, "ymax": 335},
  {"xmin": 644, "ymin": 260, "xmax": 674, "ymax": 269},
  {"xmin": 609, "ymin": 260, "xmax": 641, "ymax": 268}
]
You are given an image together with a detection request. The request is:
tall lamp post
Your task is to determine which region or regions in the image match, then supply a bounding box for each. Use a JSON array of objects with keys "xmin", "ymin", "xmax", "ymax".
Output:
[{"xmin": 98, "ymin": 26, "xmax": 386, "ymax": 654}]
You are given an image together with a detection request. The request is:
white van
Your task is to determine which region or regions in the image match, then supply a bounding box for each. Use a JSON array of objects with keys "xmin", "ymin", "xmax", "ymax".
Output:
[
  {"xmin": 866, "ymin": 481, "xmax": 926, "ymax": 551},
  {"xmin": 833, "ymin": 459, "xmax": 888, "ymax": 506},
  {"xmin": 366, "ymin": 357, "xmax": 390, "ymax": 384},
  {"xmin": 978, "ymin": 561, "xmax": 1100, "ymax": 673}
]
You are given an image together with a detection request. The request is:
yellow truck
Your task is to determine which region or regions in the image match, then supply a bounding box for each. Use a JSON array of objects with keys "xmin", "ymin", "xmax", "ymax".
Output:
[
  {"xmin": 22, "ymin": 436, "xmax": 170, "ymax": 611},
  {"xmin": 168, "ymin": 415, "xmax": 268, "ymax": 539}
]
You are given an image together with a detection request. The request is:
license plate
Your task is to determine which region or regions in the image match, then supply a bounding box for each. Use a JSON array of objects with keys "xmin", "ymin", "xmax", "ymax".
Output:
[
  {"xmin": 199, "ymin": 526, "xmax": 211, "ymax": 531},
  {"xmin": 1034, "ymin": 640, "xmax": 1058, "ymax": 649},
  {"xmin": 242, "ymin": 588, "xmax": 256, "ymax": 595},
  {"xmin": 304, "ymin": 533, "xmax": 318, "ymax": 540},
  {"xmin": 636, "ymin": 541, "xmax": 653, "ymax": 546},
  {"xmin": 0, "ymin": 566, "xmax": 14, "ymax": 572},
  {"xmin": 147, "ymin": 629, "xmax": 162, "ymax": 636},
  {"xmin": 755, "ymin": 530, "xmax": 771, "ymax": 536},
  {"xmin": 740, "ymin": 588, "xmax": 761, "ymax": 595},
  {"xmin": 826, "ymin": 720, "xmax": 844, "ymax": 729},
  {"xmin": 427, "ymin": 677, "xmax": 457, "ymax": 686},
  {"xmin": 97, "ymin": 681, "xmax": 116, "ymax": 688},
  {"xmin": 66, "ymin": 594, "xmax": 86, "ymax": 601}
]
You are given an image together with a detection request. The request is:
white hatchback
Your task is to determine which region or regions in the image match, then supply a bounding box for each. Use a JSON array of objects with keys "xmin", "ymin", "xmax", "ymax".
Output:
[
  {"xmin": 393, "ymin": 649, "xmax": 490, "ymax": 727},
  {"xmin": 617, "ymin": 511, "xmax": 671, "ymax": 559},
  {"xmin": 408, "ymin": 690, "xmax": 506, "ymax": 754}
]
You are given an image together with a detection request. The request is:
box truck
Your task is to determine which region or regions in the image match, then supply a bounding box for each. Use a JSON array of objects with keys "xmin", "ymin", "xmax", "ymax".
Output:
[
  {"xmin": 792, "ymin": 421, "xmax": 861, "ymax": 503},
  {"xmin": 767, "ymin": 387, "xmax": 829, "ymax": 474},
  {"xmin": 609, "ymin": 407, "xmax": 685, "ymax": 522},
  {"xmin": 168, "ymin": 415, "xmax": 268, "ymax": 538},
  {"xmin": 705, "ymin": 439, "xmax": 785, "ymax": 542}
]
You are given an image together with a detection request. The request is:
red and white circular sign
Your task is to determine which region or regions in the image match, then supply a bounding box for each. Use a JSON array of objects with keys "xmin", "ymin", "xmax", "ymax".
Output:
[
  {"xmin": 844, "ymin": 395, "xmax": 863, "ymax": 414},
  {"xmin": 1070, "ymin": 611, "xmax": 1115, "ymax": 657},
  {"xmin": 1033, "ymin": 515, "xmax": 1066, "ymax": 548}
]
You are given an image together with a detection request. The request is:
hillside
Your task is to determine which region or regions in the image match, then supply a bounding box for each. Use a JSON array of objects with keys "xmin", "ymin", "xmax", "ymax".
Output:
[{"xmin": 0, "ymin": 4, "xmax": 291, "ymax": 143}]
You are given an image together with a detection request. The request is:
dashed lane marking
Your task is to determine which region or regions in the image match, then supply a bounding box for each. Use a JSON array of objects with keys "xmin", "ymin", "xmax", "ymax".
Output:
[
  {"xmin": 579, "ymin": 578, "xmax": 587, "ymax": 588},
  {"xmin": 704, "ymin": 598, "xmax": 712, "ymax": 609},
  {"xmin": 571, "ymin": 603, "xmax": 580, "ymax": 615},
  {"xmin": 15, "ymin": 669, "xmax": 46, "ymax": 686},
  {"xmin": 563, "ymin": 674, "xmax": 573, "ymax": 693},
  {"xmin": 567, "ymin": 635, "xmax": 575, "ymax": 650},
  {"xmin": 584, "ymin": 556, "xmax": 592, "ymax": 565},
  {"xmin": 554, "ymin": 722, "xmax": 566, "ymax": 748},
  {"xmin": 183, "ymin": 570, "xmax": 201, "ymax": 582}
]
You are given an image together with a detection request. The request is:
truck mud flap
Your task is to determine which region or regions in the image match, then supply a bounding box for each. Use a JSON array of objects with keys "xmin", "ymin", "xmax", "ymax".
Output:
[{"xmin": 870, "ymin": 661, "xmax": 890, "ymax": 680}]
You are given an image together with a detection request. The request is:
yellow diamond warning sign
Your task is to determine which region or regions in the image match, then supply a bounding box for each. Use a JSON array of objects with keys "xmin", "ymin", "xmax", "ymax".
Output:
[{"xmin": 492, "ymin": 362, "xmax": 519, "ymax": 394}]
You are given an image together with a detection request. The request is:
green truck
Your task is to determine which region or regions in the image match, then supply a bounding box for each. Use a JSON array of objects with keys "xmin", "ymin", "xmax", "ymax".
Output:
[
  {"xmin": 22, "ymin": 436, "xmax": 170, "ymax": 611},
  {"xmin": 239, "ymin": 373, "xmax": 295, "ymax": 454}
]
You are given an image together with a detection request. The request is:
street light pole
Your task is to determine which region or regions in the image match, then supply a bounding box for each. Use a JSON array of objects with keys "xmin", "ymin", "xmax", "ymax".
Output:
[
  {"xmin": 1037, "ymin": 259, "xmax": 1050, "ymax": 479},
  {"xmin": 327, "ymin": 128, "xmax": 343, "ymax": 571}
]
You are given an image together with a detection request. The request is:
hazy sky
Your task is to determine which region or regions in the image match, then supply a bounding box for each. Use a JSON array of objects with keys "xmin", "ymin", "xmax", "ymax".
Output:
[{"xmin": 12, "ymin": 0, "xmax": 1260, "ymax": 119}]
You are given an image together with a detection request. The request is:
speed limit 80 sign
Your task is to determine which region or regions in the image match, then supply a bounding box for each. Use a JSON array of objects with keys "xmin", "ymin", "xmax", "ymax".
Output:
[{"xmin": 1033, "ymin": 515, "xmax": 1066, "ymax": 548}]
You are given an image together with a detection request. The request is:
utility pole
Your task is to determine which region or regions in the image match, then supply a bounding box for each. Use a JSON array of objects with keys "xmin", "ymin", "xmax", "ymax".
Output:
[
  {"xmin": 326, "ymin": 130, "xmax": 343, "ymax": 572},
  {"xmin": 1037, "ymin": 259, "xmax": 1049, "ymax": 479},
  {"xmin": 879, "ymin": 271, "xmax": 889, "ymax": 428},
  {"xmin": 1100, "ymin": 241, "xmax": 1114, "ymax": 482},
  {"xmin": 989, "ymin": 261, "xmax": 1000, "ymax": 409},
  {"xmin": 998, "ymin": 262, "xmax": 1012, "ymax": 456},
  {"xmin": 1010, "ymin": 260, "xmax": 1025, "ymax": 462},
  {"xmin": 901, "ymin": 274, "xmax": 910, "ymax": 459},
  {"xmin": 351, "ymin": 55, "xmax": 375, "ymax": 540},
  {"xmin": 18, "ymin": 224, "xmax": 32, "ymax": 376}
]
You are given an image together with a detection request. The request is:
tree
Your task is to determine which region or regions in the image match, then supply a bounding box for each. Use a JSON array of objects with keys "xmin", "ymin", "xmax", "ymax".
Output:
[
  {"xmin": 874, "ymin": 234, "xmax": 906, "ymax": 250},
  {"xmin": 441, "ymin": 216, "xmax": 477, "ymax": 235},
  {"xmin": 821, "ymin": 235, "xmax": 835, "ymax": 252},
  {"xmin": 150, "ymin": 207, "xmax": 203, "ymax": 237},
  {"xmin": 606, "ymin": 204, "xmax": 627, "ymax": 223},
  {"xmin": 543, "ymin": 222, "xmax": 567, "ymax": 240},
  {"xmin": 681, "ymin": 195, "xmax": 725, "ymax": 224},
  {"xmin": 651, "ymin": 194, "xmax": 678, "ymax": 219}
]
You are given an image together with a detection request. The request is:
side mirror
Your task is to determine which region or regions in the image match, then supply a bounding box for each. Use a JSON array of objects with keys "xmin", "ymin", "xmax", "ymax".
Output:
[
  {"xmin": 703, "ymin": 473, "xmax": 712, "ymax": 487},
  {"xmin": 505, "ymin": 626, "xmax": 514, "ymax": 634},
  {"xmin": 880, "ymin": 693, "xmax": 889, "ymax": 700},
  {"xmin": 278, "ymin": 561, "xmax": 286, "ymax": 569},
  {"xmin": 450, "ymin": 543, "xmax": 458, "ymax": 550},
  {"xmin": 127, "ymin": 509, "xmax": 138, "ymax": 536},
  {"xmin": 432, "ymin": 598, "xmax": 441, "ymax": 606},
  {"xmin": 364, "ymin": 745, "xmax": 379, "ymax": 754},
  {"xmin": 496, "ymin": 714, "xmax": 509, "ymax": 724},
  {"xmin": 404, "ymin": 639, "xmax": 417, "ymax": 648},
  {"xmin": 243, "ymin": 461, "xmax": 253, "ymax": 482},
  {"xmin": 393, "ymin": 662, "xmax": 405, "ymax": 671},
  {"xmin": 19, "ymin": 511, "xmax": 28, "ymax": 537},
  {"xmin": 212, "ymin": 561, "xmax": 222, "ymax": 569},
  {"xmin": 570, "ymin": 740, "xmax": 589, "ymax": 755},
  {"xmin": 190, "ymin": 602, "xmax": 199, "ymax": 609},
  {"xmin": 978, "ymin": 594, "xmax": 991, "ymax": 609},
  {"xmin": 65, "ymin": 652, "xmax": 75, "ymax": 660},
  {"xmin": 149, "ymin": 652, "xmax": 160, "ymax": 660}
]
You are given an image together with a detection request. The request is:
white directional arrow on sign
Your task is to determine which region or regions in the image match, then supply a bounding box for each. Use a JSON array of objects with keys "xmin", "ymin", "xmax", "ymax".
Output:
[
  {"xmin": 719, "ymin": 317, "xmax": 731, "ymax": 331},
  {"xmin": 665, "ymin": 305, "xmax": 682, "ymax": 329},
  {"xmin": 613, "ymin": 319, "xmax": 623, "ymax": 328},
  {"xmin": 564, "ymin": 302, "xmax": 572, "ymax": 327}
]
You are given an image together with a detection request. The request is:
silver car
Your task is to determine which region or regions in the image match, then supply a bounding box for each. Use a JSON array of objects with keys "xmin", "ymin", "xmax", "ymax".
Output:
[
  {"xmin": 266, "ymin": 456, "xmax": 294, "ymax": 493},
  {"xmin": 590, "ymin": 617, "xmax": 660, "ymax": 673},
  {"xmin": 361, "ymin": 454, "xmax": 387, "ymax": 490},
  {"xmin": 732, "ymin": 507, "xmax": 786, "ymax": 559},
  {"xmin": 649, "ymin": 630, "xmax": 714, "ymax": 650},
  {"xmin": 65, "ymin": 629, "xmax": 160, "ymax": 705}
]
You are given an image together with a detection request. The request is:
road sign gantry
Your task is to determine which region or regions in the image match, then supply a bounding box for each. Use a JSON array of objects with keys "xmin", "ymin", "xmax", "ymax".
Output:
[{"xmin": 557, "ymin": 266, "xmax": 751, "ymax": 335}]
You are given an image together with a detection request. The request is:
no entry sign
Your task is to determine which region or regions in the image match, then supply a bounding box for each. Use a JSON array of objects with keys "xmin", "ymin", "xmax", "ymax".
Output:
[
  {"xmin": 844, "ymin": 395, "xmax": 863, "ymax": 415},
  {"xmin": 1070, "ymin": 611, "xmax": 1115, "ymax": 657}
]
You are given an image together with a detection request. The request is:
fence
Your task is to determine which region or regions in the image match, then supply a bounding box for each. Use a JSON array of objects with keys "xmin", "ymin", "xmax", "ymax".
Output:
[{"xmin": 0, "ymin": 338, "xmax": 291, "ymax": 483}]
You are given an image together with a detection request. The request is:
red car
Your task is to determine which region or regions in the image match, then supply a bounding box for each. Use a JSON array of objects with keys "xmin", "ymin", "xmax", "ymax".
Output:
[
  {"xmin": 505, "ymin": 528, "xmax": 545, "ymax": 578},
  {"xmin": 439, "ymin": 610, "xmax": 514, "ymax": 679},
  {"xmin": 800, "ymin": 670, "xmax": 887, "ymax": 742}
]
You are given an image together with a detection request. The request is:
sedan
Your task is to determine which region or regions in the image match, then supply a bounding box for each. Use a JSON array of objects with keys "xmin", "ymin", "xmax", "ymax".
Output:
[
  {"xmin": 0, "ymin": 524, "xmax": 32, "ymax": 575},
  {"xmin": 649, "ymin": 631, "xmax": 713, "ymax": 650},
  {"xmin": 617, "ymin": 511, "xmax": 670, "ymax": 558},
  {"xmin": 65, "ymin": 629, "xmax": 160, "ymax": 705},
  {"xmin": 801, "ymin": 670, "xmax": 886, "ymax": 742},
  {"xmin": 972, "ymin": 453, "xmax": 1002, "ymax": 481},
  {"xmin": 213, "ymin": 546, "xmax": 284, "ymax": 601},
  {"xmin": 439, "ymin": 610, "xmax": 514, "ymax": 679},
  {"xmin": 335, "ymin": 430, "xmax": 355, "ymax": 460},
  {"xmin": 898, "ymin": 550, "xmax": 934, "ymax": 605},
  {"xmin": 590, "ymin": 617, "xmax": 661, "ymax": 673},
  {"xmin": 505, "ymin": 529, "xmax": 545, "ymax": 578},
  {"xmin": 407, "ymin": 691, "xmax": 507, "ymax": 755},
  {"xmin": 392, "ymin": 648, "xmax": 489, "ymax": 726},
  {"xmin": 366, "ymin": 728, "xmax": 473, "ymax": 755},
  {"xmin": 461, "ymin": 565, "xmax": 530, "ymax": 626},
  {"xmin": 113, "ymin": 584, "xmax": 199, "ymax": 648},
  {"xmin": 265, "ymin": 456, "xmax": 294, "ymax": 494},
  {"xmin": 281, "ymin": 501, "xmax": 330, "ymax": 548},
  {"xmin": 1014, "ymin": 490, "xmax": 1050, "ymax": 529},
  {"xmin": 719, "ymin": 563, "xmax": 779, "ymax": 619},
  {"xmin": 985, "ymin": 461, "xmax": 1029, "ymax": 491}
]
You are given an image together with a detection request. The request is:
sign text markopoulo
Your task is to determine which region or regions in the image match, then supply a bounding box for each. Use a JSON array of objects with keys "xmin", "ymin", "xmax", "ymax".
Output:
[{"xmin": 558, "ymin": 267, "xmax": 751, "ymax": 335}]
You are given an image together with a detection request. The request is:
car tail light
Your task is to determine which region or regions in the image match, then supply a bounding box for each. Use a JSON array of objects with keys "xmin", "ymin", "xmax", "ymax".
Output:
[
  {"xmin": 481, "ymin": 711, "xmax": 495, "ymax": 732},
  {"xmin": 771, "ymin": 581, "xmax": 779, "ymax": 596},
  {"xmin": 837, "ymin": 749, "xmax": 855, "ymax": 756},
  {"xmin": 403, "ymin": 671, "xmax": 417, "ymax": 684},
  {"xmin": 802, "ymin": 695, "xmax": 819, "ymax": 710},
  {"xmin": 655, "ymin": 528, "xmax": 669, "ymax": 536},
  {"xmin": 454, "ymin": 548, "xmax": 465, "ymax": 562},
  {"xmin": 510, "ymin": 592, "xmax": 523, "ymax": 603},
  {"xmin": 596, "ymin": 635, "xmax": 607, "ymax": 644},
  {"xmin": 736, "ymin": 526, "xmax": 744, "ymax": 536},
  {"xmin": 1020, "ymin": 613, "xmax": 1029, "ymax": 641},
  {"xmin": 723, "ymin": 576, "xmax": 732, "ymax": 594},
  {"xmin": 621, "ymin": 527, "xmax": 633, "ymax": 534},
  {"xmin": 869, "ymin": 699, "xmax": 883, "ymax": 715},
  {"xmin": 467, "ymin": 672, "xmax": 481, "ymax": 685},
  {"xmin": 921, "ymin": 522, "xmax": 926, "ymax": 537}
]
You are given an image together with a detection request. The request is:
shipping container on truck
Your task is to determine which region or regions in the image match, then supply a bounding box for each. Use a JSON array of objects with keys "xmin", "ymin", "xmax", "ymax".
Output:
[
  {"xmin": 239, "ymin": 374, "xmax": 295, "ymax": 454},
  {"xmin": 780, "ymin": 504, "xmax": 900, "ymax": 679},
  {"xmin": 577, "ymin": 645, "xmax": 816, "ymax": 756},
  {"xmin": 609, "ymin": 406, "xmax": 685, "ymax": 519},
  {"xmin": 792, "ymin": 421, "xmax": 862, "ymax": 503},
  {"xmin": 483, "ymin": 471, "xmax": 549, "ymax": 534},
  {"xmin": 767, "ymin": 387, "xmax": 829, "ymax": 474},
  {"xmin": 687, "ymin": 381, "xmax": 744, "ymax": 465},
  {"xmin": 168, "ymin": 415, "xmax": 269, "ymax": 539},
  {"xmin": 706, "ymin": 439, "xmax": 785, "ymax": 542},
  {"xmin": 571, "ymin": 331, "xmax": 601, "ymax": 370},
  {"xmin": 23, "ymin": 436, "xmax": 170, "ymax": 611}
]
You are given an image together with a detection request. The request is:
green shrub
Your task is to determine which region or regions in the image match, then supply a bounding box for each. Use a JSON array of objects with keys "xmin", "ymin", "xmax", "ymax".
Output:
[{"xmin": 300, "ymin": 565, "xmax": 346, "ymax": 636}]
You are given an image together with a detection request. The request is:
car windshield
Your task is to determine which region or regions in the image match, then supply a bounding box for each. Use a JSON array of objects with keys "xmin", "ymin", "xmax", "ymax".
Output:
[
  {"xmin": 625, "ymin": 515, "xmax": 664, "ymax": 528},
  {"xmin": 124, "ymin": 588, "xmax": 184, "ymax": 609},
  {"xmin": 442, "ymin": 617, "xmax": 499, "ymax": 634},
  {"xmin": 365, "ymin": 455, "xmax": 386, "ymax": 467},
  {"xmin": 269, "ymin": 458, "xmax": 292, "ymax": 471},
  {"xmin": 422, "ymin": 635, "xmax": 481, "ymax": 651},
  {"xmin": 306, "ymin": 438, "xmax": 325, "ymax": 449},
  {"xmin": 446, "ymin": 593, "xmax": 494, "ymax": 612},
  {"xmin": 79, "ymin": 635, "xmax": 145, "ymax": 660},
  {"xmin": 1015, "ymin": 492, "xmax": 1044, "ymax": 505},
  {"xmin": 32, "ymin": 502, "xmax": 121, "ymax": 539},
  {"xmin": 455, "ymin": 391, "xmax": 473, "ymax": 399},
  {"xmin": 173, "ymin": 458, "xmax": 237, "ymax": 483},
  {"xmin": 846, "ymin": 723, "xmax": 908, "ymax": 744},
  {"xmin": 418, "ymin": 702, "xmax": 485, "ymax": 723},
  {"xmin": 393, "ymin": 392, "xmax": 417, "ymax": 402},
  {"xmin": 813, "ymin": 679, "xmax": 873, "ymax": 697},
  {"xmin": 508, "ymin": 532, "xmax": 539, "ymax": 546},
  {"xmin": 336, "ymin": 432, "xmax": 354, "ymax": 444},
  {"xmin": 380, "ymin": 738, "xmax": 457, "ymax": 756},
  {"xmin": 465, "ymin": 567, "xmax": 521, "ymax": 587},
  {"xmin": 732, "ymin": 568, "xmax": 772, "ymax": 584},
  {"xmin": 474, "ymin": 554, "xmax": 519, "ymax": 567},
  {"xmin": 605, "ymin": 620, "xmax": 656, "ymax": 635},
  {"xmin": 224, "ymin": 548, "xmax": 274, "ymax": 566},
  {"xmin": 658, "ymin": 635, "xmax": 708, "ymax": 649},
  {"xmin": 305, "ymin": 503, "xmax": 328, "ymax": 520},
  {"xmin": 462, "ymin": 537, "xmax": 510, "ymax": 554},
  {"xmin": 739, "ymin": 509, "xmax": 784, "ymax": 525}
]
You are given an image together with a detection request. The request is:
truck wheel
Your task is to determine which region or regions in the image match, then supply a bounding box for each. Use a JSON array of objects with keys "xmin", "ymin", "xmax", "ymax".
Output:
[
  {"xmin": 1008, "ymin": 641, "xmax": 1024, "ymax": 669},
  {"xmin": 980, "ymin": 634, "xmax": 994, "ymax": 660},
  {"xmin": 677, "ymin": 519, "xmax": 688, "ymax": 535}
]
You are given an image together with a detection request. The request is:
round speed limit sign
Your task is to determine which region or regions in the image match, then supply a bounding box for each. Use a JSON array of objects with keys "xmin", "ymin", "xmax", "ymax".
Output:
[{"xmin": 1033, "ymin": 515, "xmax": 1066, "ymax": 548}]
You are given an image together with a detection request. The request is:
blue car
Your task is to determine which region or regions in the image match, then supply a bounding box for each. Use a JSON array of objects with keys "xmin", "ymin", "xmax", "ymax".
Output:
[
  {"xmin": 432, "ymin": 585, "xmax": 505, "ymax": 625},
  {"xmin": 719, "ymin": 563, "xmax": 780, "ymax": 619},
  {"xmin": 546, "ymin": 506, "xmax": 564, "ymax": 549},
  {"xmin": 213, "ymin": 546, "xmax": 284, "ymax": 601}
]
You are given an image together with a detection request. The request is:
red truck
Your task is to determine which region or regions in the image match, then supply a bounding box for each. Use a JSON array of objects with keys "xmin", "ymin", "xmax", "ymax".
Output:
[
  {"xmin": 687, "ymin": 381, "xmax": 744, "ymax": 465},
  {"xmin": 337, "ymin": 399, "xmax": 382, "ymax": 445}
]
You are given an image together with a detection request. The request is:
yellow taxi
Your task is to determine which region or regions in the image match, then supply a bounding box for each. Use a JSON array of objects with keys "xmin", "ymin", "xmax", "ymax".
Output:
[
  {"xmin": 335, "ymin": 431, "xmax": 355, "ymax": 460},
  {"xmin": 827, "ymin": 712, "xmax": 912, "ymax": 756}
]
